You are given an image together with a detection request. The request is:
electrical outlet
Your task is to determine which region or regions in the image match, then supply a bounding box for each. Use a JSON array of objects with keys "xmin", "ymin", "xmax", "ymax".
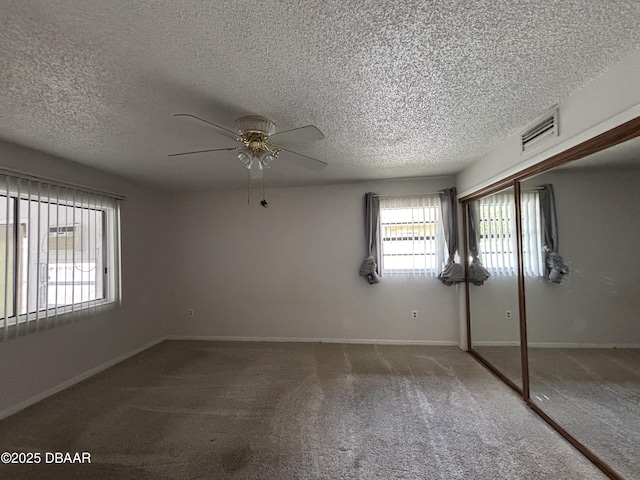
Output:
[
  {"xmin": 188, "ymin": 309, "xmax": 194, "ymax": 317},
  {"xmin": 505, "ymin": 310, "xmax": 512, "ymax": 319},
  {"xmin": 411, "ymin": 310, "xmax": 418, "ymax": 319}
]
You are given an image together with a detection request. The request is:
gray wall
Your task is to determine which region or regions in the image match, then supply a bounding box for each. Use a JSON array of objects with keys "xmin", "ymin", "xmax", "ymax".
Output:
[
  {"xmin": 523, "ymin": 166, "xmax": 640, "ymax": 346},
  {"xmin": 464, "ymin": 165, "xmax": 640, "ymax": 347},
  {"xmin": 469, "ymin": 276, "xmax": 520, "ymax": 345},
  {"xmin": 165, "ymin": 178, "xmax": 461, "ymax": 344},
  {"xmin": 0, "ymin": 140, "xmax": 172, "ymax": 415}
]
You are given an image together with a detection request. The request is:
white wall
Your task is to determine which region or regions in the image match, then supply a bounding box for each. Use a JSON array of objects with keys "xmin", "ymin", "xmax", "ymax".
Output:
[
  {"xmin": 0, "ymin": 140, "xmax": 171, "ymax": 415},
  {"xmin": 462, "ymin": 165, "xmax": 640, "ymax": 348},
  {"xmin": 166, "ymin": 177, "xmax": 461, "ymax": 344},
  {"xmin": 457, "ymin": 48, "xmax": 640, "ymax": 195},
  {"xmin": 523, "ymin": 167, "xmax": 640, "ymax": 346},
  {"xmin": 469, "ymin": 276, "xmax": 520, "ymax": 345}
]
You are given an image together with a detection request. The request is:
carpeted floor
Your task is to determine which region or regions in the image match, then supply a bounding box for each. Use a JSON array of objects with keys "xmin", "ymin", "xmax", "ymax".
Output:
[
  {"xmin": 472, "ymin": 345, "xmax": 522, "ymax": 389},
  {"xmin": 529, "ymin": 347, "xmax": 640, "ymax": 480},
  {"xmin": 471, "ymin": 345, "xmax": 640, "ymax": 479},
  {"xmin": 0, "ymin": 341, "xmax": 607, "ymax": 479}
]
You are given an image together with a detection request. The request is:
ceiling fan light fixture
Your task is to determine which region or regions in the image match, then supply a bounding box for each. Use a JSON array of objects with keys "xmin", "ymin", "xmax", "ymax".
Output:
[
  {"xmin": 260, "ymin": 153, "xmax": 276, "ymax": 169},
  {"xmin": 234, "ymin": 115, "xmax": 276, "ymax": 136},
  {"xmin": 237, "ymin": 150, "xmax": 252, "ymax": 168},
  {"xmin": 171, "ymin": 113, "xmax": 328, "ymax": 180}
]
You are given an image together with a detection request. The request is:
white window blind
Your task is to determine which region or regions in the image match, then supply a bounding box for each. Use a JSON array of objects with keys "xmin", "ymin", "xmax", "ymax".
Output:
[
  {"xmin": 0, "ymin": 172, "xmax": 121, "ymax": 339},
  {"xmin": 379, "ymin": 195, "xmax": 444, "ymax": 277},
  {"xmin": 476, "ymin": 192, "xmax": 517, "ymax": 276},
  {"xmin": 520, "ymin": 191, "xmax": 545, "ymax": 277},
  {"xmin": 476, "ymin": 191, "xmax": 543, "ymax": 277}
]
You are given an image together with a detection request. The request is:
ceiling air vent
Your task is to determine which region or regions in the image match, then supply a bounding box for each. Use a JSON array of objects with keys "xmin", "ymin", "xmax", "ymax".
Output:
[{"xmin": 521, "ymin": 109, "xmax": 558, "ymax": 153}]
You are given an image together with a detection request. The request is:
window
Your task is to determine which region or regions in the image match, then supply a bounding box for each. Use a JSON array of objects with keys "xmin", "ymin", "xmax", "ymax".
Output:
[
  {"xmin": 520, "ymin": 190, "xmax": 545, "ymax": 277},
  {"xmin": 0, "ymin": 174, "xmax": 121, "ymax": 334},
  {"xmin": 475, "ymin": 191, "xmax": 543, "ymax": 277},
  {"xmin": 379, "ymin": 195, "xmax": 444, "ymax": 277}
]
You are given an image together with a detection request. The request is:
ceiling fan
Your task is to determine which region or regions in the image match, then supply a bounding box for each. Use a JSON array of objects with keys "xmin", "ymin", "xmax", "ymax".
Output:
[{"xmin": 169, "ymin": 114, "xmax": 327, "ymax": 179}]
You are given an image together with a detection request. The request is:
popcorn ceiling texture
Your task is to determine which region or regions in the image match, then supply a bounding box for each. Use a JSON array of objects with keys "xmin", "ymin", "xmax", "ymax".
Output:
[{"xmin": 0, "ymin": 0, "xmax": 639, "ymax": 191}]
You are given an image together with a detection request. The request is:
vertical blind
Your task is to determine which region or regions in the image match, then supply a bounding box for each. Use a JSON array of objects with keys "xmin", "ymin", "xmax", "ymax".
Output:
[
  {"xmin": 379, "ymin": 195, "xmax": 443, "ymax": 277},
  {"xmin": 0, "ymin": 172, "xmax": 121, "ymax": 340},
  {"xmin": 520, "ymin": 191, "xmax": 545, "ymax": 277},
  {"xmin": 475, "ymin": 191, "xmax": 543, "ymax": 277},
  {"xmin": 476, "ymin": 192, "xmax": 517, "ymax": 276}
]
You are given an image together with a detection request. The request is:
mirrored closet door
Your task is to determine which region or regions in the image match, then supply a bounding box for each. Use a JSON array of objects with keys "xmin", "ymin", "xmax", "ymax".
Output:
[
  {"xmin": 520, "ymin": 136, "xmax": 640, "ymax": 480},
  {"xmin": 467, "ymin": 186, "xmax": 523, "ymax": 391},
  {"xmin": 464, "ymin": 117, "xmax": 640, "ymax": 480}
]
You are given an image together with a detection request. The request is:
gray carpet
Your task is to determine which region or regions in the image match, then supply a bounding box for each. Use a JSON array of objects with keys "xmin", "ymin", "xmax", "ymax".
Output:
[
  {"xmin": 0, "ymin": 341, "xmax": 606, "ymax": 479},
  {"xmin": 529, "ymin": 348, "xmax": 640, "ymax": 480},
  {"xmin": 472, "ymin": 345, "xmax": 522, "ymax": 389}
]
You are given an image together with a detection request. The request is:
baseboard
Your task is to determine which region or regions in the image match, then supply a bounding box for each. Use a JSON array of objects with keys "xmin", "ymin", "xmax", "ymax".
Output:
[
  {"xmin": 528, "ymin": 342, "xmax": 640, "ymax": 349},
  {"xmin": 473, "ymin": 341, "xmax": 640, "ymax": 349},
  {"xmin": 0, "ymin": 337, "xmax": 165, "ymax": 421},
  {"xmin": 165, "ymin": 335, "xmax": 458, "ymax": 346},
  {"xmin": 472, "ymin": 341, "xmax": 521, "ymax": 347}
]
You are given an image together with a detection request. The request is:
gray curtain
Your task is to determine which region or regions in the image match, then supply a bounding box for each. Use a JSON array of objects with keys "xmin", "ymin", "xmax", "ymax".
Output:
[
  {"xmin": 467, "ymin": 202, "xmax": 491, "ymax": 286},
  {"xmin": 539, "ymin": 184, "xmax": 569, "ymax": 283},
  {"xmin": 359, "ymin": 192, "xmax": 381, "ymax": 284},
  {"xmin": 438, "ymin": 187, "xmax": 465, "ymax": 285}
]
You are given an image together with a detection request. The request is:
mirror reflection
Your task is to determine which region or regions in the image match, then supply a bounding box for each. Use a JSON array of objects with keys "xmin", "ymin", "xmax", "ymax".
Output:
[
  {"xmin": 468, "ymin": 186, "xmax": 522, "ymax": 389},
  {"xmin": 521, "ymin": 136, "xmax": 640, "ymax": 479}
]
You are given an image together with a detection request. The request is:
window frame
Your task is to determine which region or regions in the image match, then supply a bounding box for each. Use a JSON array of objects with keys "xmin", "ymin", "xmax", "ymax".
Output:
[
  {"xmin": 378, "ymin": 194, "xmax": 444, "ymax": 278},
  {"xmin": 475, "ymin": 190, "xmax": 544, "ymax": 277},
  {"xmin": 0, "ymin": 175, "xmax": 121, "ymax": 335}
]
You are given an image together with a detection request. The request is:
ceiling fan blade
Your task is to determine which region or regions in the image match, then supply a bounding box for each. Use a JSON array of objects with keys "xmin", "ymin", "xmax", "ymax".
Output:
[
  {"xmin": 269, "ymin": 125, "xmax": 324, "ymax": 145},
  {"xmin": 173, "ymin": 113, "xmax": 239, "ymax": 140},
  {"xmin": 168, "ymin": 147, "xmax": 238, "ymax": 157},
  {"xmin": 280, "ymin": 148, "xmax": 328, "ymax": 171}
]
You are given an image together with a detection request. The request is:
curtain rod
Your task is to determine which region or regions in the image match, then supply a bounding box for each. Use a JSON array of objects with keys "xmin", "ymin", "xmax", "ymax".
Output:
[
  {"xmin": 0, "ymin": 166, "xmax": 126, "ymax": 200},
  {"xmin": 373, "ymin": 192, "xmax": 442, "ymax": 198},
  {"xmin": 471, "ymin": 187, "xmax": 547, "ymax": 197}
]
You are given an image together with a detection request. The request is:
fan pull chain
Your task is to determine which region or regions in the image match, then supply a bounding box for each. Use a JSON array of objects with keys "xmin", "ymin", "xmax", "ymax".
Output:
[
  {"xmin": 260, "ymin": 173, "xmax": 268, "ymax": 208},
  {"xmin": 247, "ymin": 169, "xmax": 251, "ymax": 205}
]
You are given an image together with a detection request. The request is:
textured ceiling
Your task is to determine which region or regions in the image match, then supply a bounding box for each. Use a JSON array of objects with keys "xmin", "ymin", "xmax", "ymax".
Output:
[{"xmin": 1, "ymin": 0, "xmax": 640, "ymax": 192}]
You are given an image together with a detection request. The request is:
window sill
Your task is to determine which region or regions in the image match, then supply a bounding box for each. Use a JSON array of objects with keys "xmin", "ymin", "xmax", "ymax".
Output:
[{"xmin": 0, "ymin": 300, "xmax": 119, "ymax": 340}]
